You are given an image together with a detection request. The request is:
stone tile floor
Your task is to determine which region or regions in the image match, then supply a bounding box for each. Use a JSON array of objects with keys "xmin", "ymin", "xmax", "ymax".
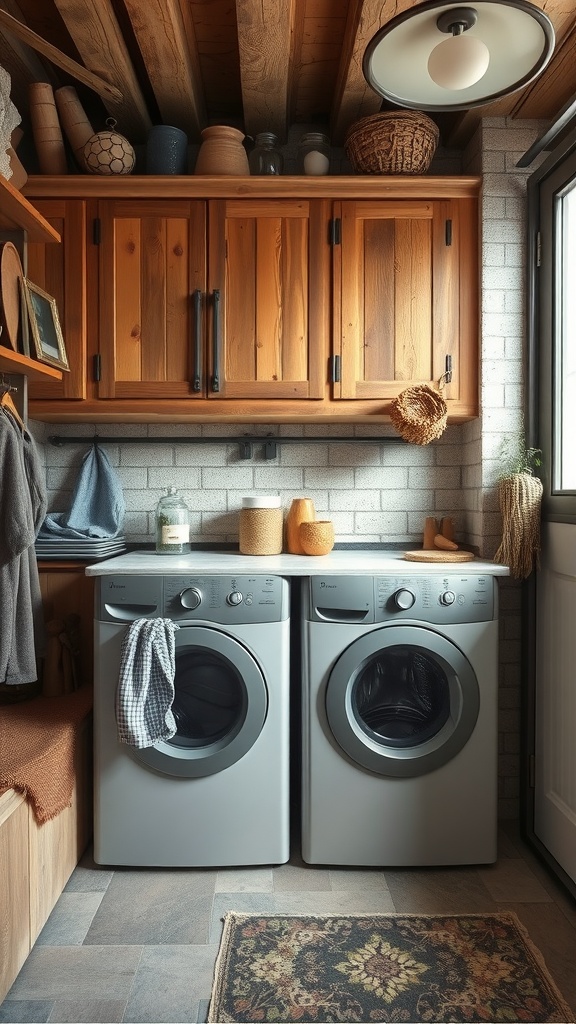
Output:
[{"xmin": 1, "ymin": 823, "xmax": 575, "ymax": 1023}]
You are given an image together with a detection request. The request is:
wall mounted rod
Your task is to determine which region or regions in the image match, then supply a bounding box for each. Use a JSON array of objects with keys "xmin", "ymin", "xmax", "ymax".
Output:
[{"xmin": 48, "ymin": 434, "xmax": 405, "ymax": 460}]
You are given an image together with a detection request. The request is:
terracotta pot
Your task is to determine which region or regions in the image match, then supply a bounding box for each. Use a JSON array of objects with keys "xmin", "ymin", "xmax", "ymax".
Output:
[
  {"xmin": 299, "ymin": 519, "xmax": 334, "ymax": 556},
  {"xmin": 285, "ymin": 497, "xmax": 315, "ymax": 554},
  {"xmin": 194, "ymin": 125, "xmax": 249, "ymax": 175}
]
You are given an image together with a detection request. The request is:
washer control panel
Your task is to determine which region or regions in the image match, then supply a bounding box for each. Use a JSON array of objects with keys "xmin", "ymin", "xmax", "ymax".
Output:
[
  {"xmin": 164, "ymin": 574, "xmax": 289, "ymax": 623},
  {"xmin": 307, "ymin": 575, "xmax": 495, "ymax": 624},
  {"xmin": 376, "ymin": 575, "xmax": 495, "ymax": 623}
]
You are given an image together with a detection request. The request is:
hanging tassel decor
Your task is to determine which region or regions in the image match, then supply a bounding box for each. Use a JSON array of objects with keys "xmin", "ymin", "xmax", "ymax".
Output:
[{"xmin": 494, "ymin": 471, "xmax": 543, "ymax": 579}]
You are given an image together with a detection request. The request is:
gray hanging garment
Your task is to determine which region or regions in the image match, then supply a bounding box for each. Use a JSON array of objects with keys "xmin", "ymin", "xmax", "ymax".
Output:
[{"xmin": 39, "ymin": 442, "xmax": 125, "ymax": 539}]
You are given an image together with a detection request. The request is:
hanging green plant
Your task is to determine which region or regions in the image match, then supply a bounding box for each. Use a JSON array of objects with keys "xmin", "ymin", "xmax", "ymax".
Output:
[{"xmin": 494, "ymin": 436, "xmax": 543, "ymax": 580}]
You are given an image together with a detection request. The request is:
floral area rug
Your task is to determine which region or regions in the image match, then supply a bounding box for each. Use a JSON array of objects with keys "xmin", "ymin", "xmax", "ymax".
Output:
[{"xmin": 207, "ymin": 912, "xmax": 574, "ymax": 1023}]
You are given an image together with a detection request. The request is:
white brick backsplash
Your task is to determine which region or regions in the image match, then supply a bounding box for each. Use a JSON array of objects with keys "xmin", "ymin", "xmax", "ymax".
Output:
[
  {"xmin": 380, "ymin": 488, "xmax": 434, "ymax": 511},
  {"xmin": 503, "ymin": 290, "xmax": 524, "ymax": 314},
  {"xmin": 149, "ymin": 467, "xmax": 201, "ymax": 490},
  {"xmin": 482, "ymin": 243, "xmax": 506, "ymax": 267},
  {"xmin": 202, "ymin": 467, "xmax": 254, "ymax": 489},
  {"xmin": 504, "ymin": 383, "xmax": 523, "ymax": 407},
  {"xmin": 483, "ymin": 290, "xmax": 506, "ymax": 313},
  {"xmin": 482, "ymin": 150, "xmax": 506, "ymax": 172},
  {"xmin": 254, "ymin": 467, "xmax": 303, "ymax": 489},
  {"xmin": 483, "ymin": 358, "xmax": 522, "ymax": 384},
  {"xmin": 148, "ymin": 424, "xmax": 202, "ymax": 438},
  {"xmin": 355, "ymin": 511, "xmax": 408, "ymax": 534},
  {"xmin": 355, "ymin": 466, "xmax": 407, "ymax": 488},
  {"xmin": 174, "ymin": 444, "xmax": 230, "ymax": 466},
  {"xmin": 409, "ymin": 465, "xmax": 460, "ymax": 489},
  {"xmin": 124, "ymin": 488, "xmax": 166, "ymax": 512},
  {"xmin": 200, "ymin": 511, "xmax": 239, "ymax": 534},
  {"xmin": 115, "ymin": 468, "xmax": 148, "ymax": 489},
  {"xmin": 481, "ymin": 383, "xmax": 505, "ymax": 408},
  {"xmin": 435, "ymin": 443, "xmax": 466, "ymax": 466},
  {"xmin": 434, "ymin": 489, "xmax": 467, "ymax": 511},
  {"xmin": 181, "ymin": 489, "xmax": 227, "ymax": 512},
  {"xmin": 504, "ymin": 243, "xmax": 525, "ymax": 267},
  {"xmin": 382, "ymin": 445, "xmax": 434, "ymax": 466},
  {"xmin": 280, "ymin": 444, "xmax": 329, "ymax": 466},
  {"xmin": 120, "ymin": 444, "xmax": 174, "ymax": 466},
  {"xmin": 304, "ymin": 468, "xmax": 355, "ymax": 489},
  {"xmin": 483, "ymin": 266, "xmax": 519, "ymax": 291},
  {"xmin": 481, "ymin": 311, "xmax": 523, "ymax": 337},
  {"xmin": 481, "ymin": 335, "xmax": 505, "ymax": 358},
  {"xmin": 482, "ymin": 197, "xmax": 506, "ymax": 219},
  {"xmin": 327, "ymin": 511, "xmax": 355, "ymax": 534},
  {"xmin": 329, "ymin": 490, "xmax": 381, "ymax": 511},
  {"xmin": 329, "ymin": 443, "xmax": 382, "ymax": 466}
]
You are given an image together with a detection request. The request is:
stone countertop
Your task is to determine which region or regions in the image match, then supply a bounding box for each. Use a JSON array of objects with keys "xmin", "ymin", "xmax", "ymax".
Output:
[{"xmin": 85, "ymin": 549, "xmax": 509, "ymax": 577}]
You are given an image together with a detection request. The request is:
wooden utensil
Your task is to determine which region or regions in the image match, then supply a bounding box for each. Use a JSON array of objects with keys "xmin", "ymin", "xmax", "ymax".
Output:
[{"xmin": 0, "ymin": 241, "xmax": 24, "ymax": 351}]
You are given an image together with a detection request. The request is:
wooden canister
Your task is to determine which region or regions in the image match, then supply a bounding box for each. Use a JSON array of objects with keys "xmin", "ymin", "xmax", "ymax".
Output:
[
  {"xmin": 285, "ymin": 497, "xmax": 315, "ymax": 554},
  {"xmin": 194, "ymin": 125, "xmax": 249, "ymax": 175},
  {"xmin": 239, "ymin": 496, "xmax": 283, "ymax": 555},
  {"xmin": 55, "ymin": 86, "xmax": 94, "ymax": 163},
  {"xmin": 29, "ymin": 82, "xmax": 68, "ymax": 174}
]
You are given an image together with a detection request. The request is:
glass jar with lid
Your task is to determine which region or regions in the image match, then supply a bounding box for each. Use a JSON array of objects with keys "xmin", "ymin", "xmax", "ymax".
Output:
[
  {"xmin": 248, "ymin": 132, "xmax": 284, "ymax": 175},
  {"xmin": 298, "ymin": 132, "xmax": 330, "ymax": 175},
  {"xmin": 155, "ymin": 486, "xmax": 190, "ymax": 554}
]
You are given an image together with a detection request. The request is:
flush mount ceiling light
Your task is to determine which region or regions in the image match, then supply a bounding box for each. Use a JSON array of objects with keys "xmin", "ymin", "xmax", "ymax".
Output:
[{"xmin": 363, "ymin": 0, "xmax": 555, "ymax": 111}]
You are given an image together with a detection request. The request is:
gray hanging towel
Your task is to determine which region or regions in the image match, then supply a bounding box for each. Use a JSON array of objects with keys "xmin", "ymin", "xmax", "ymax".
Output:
[
  {"xmin": 39, "ymin": 442, "xmax": 125, "ymax": 539},
  {"xmin": 115, "ymin": 618, "xmax": 179, "ymax": 748}
]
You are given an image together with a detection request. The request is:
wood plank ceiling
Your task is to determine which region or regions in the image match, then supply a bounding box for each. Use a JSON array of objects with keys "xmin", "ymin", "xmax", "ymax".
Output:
[{"xmin": 1, "ymin": 0, "xmax": 576, "ymax": 161}]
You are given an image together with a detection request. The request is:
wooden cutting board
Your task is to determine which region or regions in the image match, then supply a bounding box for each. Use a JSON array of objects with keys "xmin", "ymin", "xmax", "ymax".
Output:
[
  {"xmin": 404, "ymin": 549, "xmax": 476, "ymax": 563},
  {"xmin": 0, "ymin": 241, "xmax": 24, "ymax": 351}
]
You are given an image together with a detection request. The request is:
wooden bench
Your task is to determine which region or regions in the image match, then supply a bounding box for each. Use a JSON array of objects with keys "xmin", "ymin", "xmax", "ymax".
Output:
[{"xmin": 0, "ymin": 694, "xmax": 92, "ymax": 1002}]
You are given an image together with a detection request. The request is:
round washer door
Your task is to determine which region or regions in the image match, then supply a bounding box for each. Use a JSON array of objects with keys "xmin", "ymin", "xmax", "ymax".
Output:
[
  {"xmin": 133, "ymin": 626, "xmax": 267, "ymax": 778},
  {"xmin": 325, "ymin": 625, "xmax": 479, "ymax": 778}
]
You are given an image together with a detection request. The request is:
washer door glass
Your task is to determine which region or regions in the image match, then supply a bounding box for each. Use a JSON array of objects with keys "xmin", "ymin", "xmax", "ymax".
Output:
[
  {"xmin": 133, "ymin": 626, "xmax": 267, "ymax": 778},
  {"xmin": 325, "ymin": 625, "xmax": 479, "ymax": 777}
]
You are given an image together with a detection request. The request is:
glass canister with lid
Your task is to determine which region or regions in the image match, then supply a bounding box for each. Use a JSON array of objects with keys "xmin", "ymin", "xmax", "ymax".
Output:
[
  {"xmin": 155, "ymin": 486, "xmax": 191, "ymax": 554},
  {"xmin": 248, "ymin": 132, "xmax": 284, "ymax": 175},
  {"xmin": 298, "ymin": 132, "xmax": 331, "ymax": 175},
  {"xmin": 239, "ymin": 496, "xmax": 283, "ymax": 554}
]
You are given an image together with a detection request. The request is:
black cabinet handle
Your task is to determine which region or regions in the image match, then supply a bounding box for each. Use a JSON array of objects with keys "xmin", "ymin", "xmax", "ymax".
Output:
[
  {"xmin": 192, "ymin": 289, "xmax": 202, "ymax": 392},
  {"xmin": 211, "ymin": 289, "xmax": 221, "ymax": 392}
]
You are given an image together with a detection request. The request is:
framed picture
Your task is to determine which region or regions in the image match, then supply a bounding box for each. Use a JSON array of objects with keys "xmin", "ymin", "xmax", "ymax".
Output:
[{"xmin": 20, "ymin": 279, "xmax": 69, "ymax": 371}]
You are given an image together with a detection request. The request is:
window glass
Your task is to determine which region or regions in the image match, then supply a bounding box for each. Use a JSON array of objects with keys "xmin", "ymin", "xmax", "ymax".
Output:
[{"xmin": 558, "ymin": 183, "xmax": 576, "ymax": 491}]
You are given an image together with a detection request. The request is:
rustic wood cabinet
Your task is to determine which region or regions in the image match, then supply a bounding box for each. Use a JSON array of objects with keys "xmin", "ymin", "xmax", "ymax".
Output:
[
  {"xmin": 23, "ymin": 176, "xmax": 480, "ymax": 423},
  {"xmin": 94, "ymin": 197, "xmax": 328, "ymax": 401},
  {"xmin": 333, "ymin": 197, "xmax": 476, "ymax": 412}
]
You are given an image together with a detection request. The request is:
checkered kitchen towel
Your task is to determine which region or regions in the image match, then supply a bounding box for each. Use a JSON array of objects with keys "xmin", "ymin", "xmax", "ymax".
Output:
[{"xmin": 116, "ymin": 618, "xmax": 179, "ymax": 748}]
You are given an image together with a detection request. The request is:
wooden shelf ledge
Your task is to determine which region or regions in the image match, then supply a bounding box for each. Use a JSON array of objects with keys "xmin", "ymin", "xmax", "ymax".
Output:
[
  {"xmin": 0, "ymin": 347, "xmax": 63, "ymax": 381},
  {"xmin": 0, "ymin": 177, "xmax": 61, "ymax": 243}
]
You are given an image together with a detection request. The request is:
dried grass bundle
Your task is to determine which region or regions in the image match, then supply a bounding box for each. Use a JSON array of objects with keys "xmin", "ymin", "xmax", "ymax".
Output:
[
  {"xmin": 389, "ymin": 385, "xmax": 448, "ymax": 445},
  {"xmin": 494, "ymin": 472, "xmax": 543, "ymax": 579}
]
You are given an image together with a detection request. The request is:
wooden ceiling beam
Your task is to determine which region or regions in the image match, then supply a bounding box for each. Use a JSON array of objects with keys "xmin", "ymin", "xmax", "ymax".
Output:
[
  {"xmin": 235, "ymin": 0, "xmax": 296, "ymax": 142},
  {"xmin": 51, "ymin": 0, "xmax": 152, "ymax": 140},
  {"xmin": 121, "ymin": 0, "xmax": 205, "ymax": 140},
  {"xmin": 329, "ymin": 0, "xmax": 390, "ymax": 145}
]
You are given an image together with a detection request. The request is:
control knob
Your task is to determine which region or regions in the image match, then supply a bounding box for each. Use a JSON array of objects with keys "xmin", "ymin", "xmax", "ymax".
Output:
[
  {"xmin": 179, "ymin": 587, "xmax": 202, "ymax": 610},
  {"xmin": 440, "ymin": 591, "xmax": 455, "ymax": 606},
  {"xmin": 227, "ymin": 591, "xmax": 243, "ymax": 606},
  {"xmin": 394, "ymin": 588, "xmax": 415, "ymax": 610}
]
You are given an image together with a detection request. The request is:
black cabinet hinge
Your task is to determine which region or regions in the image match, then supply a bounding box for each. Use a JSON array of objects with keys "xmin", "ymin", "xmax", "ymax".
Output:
[
  {"xmin": 445, "ymin": 219, "xmax": 452, "ymax": 246},
  {"xmin": 93, "ymin": 354, "xmax": 101, "ymax": 382},
  {"xmin": 93, "ymin": 218, "xmax": 101, "ymax": 245},
  {"xmin": 444, "ymin": 354, "xmax": 452, "ymax": 384},
  {"xmin": 331, "ymin": 354, "xmax": 341, "ymax": 383},
  {"xmin": 330, "ymin": 218, "xmax": 341, "ymax": 245}
]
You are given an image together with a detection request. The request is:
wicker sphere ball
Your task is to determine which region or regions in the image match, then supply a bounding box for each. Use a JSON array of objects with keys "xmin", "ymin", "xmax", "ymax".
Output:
[{"xmin": 83, "ymin": 129, "xmax": 135, "ymax": 175}]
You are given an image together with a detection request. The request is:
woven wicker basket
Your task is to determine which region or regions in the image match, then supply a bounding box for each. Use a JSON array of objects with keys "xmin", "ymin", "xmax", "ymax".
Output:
[
  {"xmin": 345, "ymin": 111, "xmax": 439, "ymax": 175},
  {"xmin": 389, "ymin": 385, "xmax": 448, "ymax": 445}
]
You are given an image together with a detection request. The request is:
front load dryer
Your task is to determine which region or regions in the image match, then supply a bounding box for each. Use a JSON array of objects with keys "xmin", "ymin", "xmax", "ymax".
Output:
[
  {"xmin": 94, "ymin": 573, "xmax": 290, "ymax": 867},
  {"xmin": 301, "ymin": 573, "xmax": 499, "ymax": 866}
]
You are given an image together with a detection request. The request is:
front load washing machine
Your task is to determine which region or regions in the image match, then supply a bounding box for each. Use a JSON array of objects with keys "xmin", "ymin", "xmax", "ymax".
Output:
[
  {"xmin": 302, "ymin": 573, "xmax": 499, "ymax": 866},
  {"xmin": 94, "ymin": 573, "xmax": 290, "ymax": 866}
]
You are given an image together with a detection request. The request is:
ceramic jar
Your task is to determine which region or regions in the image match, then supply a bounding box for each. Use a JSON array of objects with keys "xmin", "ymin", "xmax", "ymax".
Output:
[
  {"xmin": 285, "ymin": 497, "xmax": 315, "ymax": 554},
  {"xmin": 194, "ymin": 125, "xmax": 250, "ymax": 175},
  {"xmin": 239, "ymin": 496, "xmax": 283, "ymax": 554},
  {"xmin": 299, "ymin": 519, "xmax": 334, "ymax": 556},
  {"xmin": 146, "ymin": 125, "xmax": 188, "ymax": 174}
]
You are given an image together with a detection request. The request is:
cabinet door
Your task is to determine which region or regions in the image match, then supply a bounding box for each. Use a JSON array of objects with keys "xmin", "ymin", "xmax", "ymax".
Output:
[
  {"xmin": 334, "ymin": 199, "xmax": 477, "ymax": 412},
  {"xmin": 207, "ymin": 199, "xmax": 329, "ymax": 399},
  {"xmin": 97, "ymin": 200, "xmax": 206, "ymax": 399},
  {"xmin": 26, "ymin": 199, "xmax": 87, "ymax": 400}
]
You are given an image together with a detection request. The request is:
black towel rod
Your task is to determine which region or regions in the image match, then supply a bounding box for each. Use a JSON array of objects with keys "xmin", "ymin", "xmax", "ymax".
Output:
[{"xmin": 48, "ymin": 434, "xmax": 405, "ymax": 460}]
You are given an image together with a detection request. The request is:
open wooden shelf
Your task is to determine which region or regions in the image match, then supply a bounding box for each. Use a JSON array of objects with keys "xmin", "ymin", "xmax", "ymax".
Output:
[
  {"xmin": 0, "ymin": 346, "xmax": 63, "ymax": 381},
  {"xmin": 0, "ymin": 176, "xmax": 60, "ymax": 243}
]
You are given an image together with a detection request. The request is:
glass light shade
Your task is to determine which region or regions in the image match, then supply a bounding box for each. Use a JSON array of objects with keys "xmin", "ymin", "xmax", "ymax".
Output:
[
  {"xmin": 362, "ymin": 0, "xmax": 555, "ymax": 111},
  {"xmin": 428, "ymin": 33, "xmax": 490, "ymax": 89}
]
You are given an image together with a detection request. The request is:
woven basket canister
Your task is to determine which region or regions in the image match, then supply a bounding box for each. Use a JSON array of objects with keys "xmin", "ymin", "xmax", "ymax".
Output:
[
  {"xmin": 345, "ymin": 111, "xmax": 439, "ymax": 175},
  {"xmin": 389, "ymin": 384, "xmax": 448, "ymax": 445}
]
